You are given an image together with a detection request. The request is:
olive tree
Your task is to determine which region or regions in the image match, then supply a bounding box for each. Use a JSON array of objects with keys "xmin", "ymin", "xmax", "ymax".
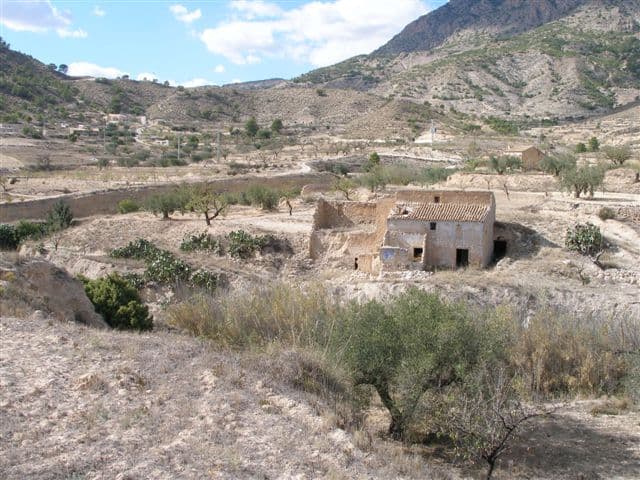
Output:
[
  {"xmin": 560, "ymin": 164, "xmax": 605, "ymax": 198},
  {"xmin": 602, "ymin": 145, "xmax": 632, "ymax": 166},
  {"xmin": 336, "ymin": 290, "xmax": 489, "ymax": 440},
  {"xmin": 539, "ymin": 153, "xmax": 576, "ymax": 176},
  {"xmin": 333, "ymin": 177, "xmax": 357, "ymax": 200},
  {"xmin": 186, "ymin": 185, "xmax": 229, "ymax": 226}
]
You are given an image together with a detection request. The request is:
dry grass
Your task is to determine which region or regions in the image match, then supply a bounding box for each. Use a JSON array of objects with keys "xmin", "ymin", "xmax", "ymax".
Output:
[{"xmin": 167, "ymin": 282, "xmax": 342, "ymax": 349}]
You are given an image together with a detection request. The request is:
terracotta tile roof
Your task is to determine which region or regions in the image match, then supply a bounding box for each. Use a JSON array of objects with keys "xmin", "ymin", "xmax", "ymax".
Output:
[{"xmin": 389, "ymin": 202, "xmax": 490, "ymax": 222}]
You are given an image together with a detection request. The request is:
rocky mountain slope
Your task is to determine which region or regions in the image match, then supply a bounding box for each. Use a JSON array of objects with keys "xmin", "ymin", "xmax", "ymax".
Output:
[
  {"xmin": 296, "ymin": 0, "xmax": 640, "ymax": 120},
  {"xmin": 375, "ymin": 0, "xmax": 599, "ymax": 56},
  {"xmin": 1, "ymin": 0, "xmax": 639, "ymax": 137}
]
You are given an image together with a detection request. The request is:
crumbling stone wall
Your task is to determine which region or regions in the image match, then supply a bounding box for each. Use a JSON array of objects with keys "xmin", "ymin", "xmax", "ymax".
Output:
[{"xmin": 1, "ymin": 172, "xmax": 333, "ymax": 222}]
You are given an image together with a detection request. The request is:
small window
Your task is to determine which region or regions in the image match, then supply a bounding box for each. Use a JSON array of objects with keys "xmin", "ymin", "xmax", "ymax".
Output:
[
  {"xmin": 430, "ymin": 222, "xmax": 436, "ymax": 230},
  {"xmin": 413, "ymin": 247, "xmax": 423, "ymax": 259},
  {"xmin": 434, "ymin": 196, "xmax": 440, "ymax": 203}
]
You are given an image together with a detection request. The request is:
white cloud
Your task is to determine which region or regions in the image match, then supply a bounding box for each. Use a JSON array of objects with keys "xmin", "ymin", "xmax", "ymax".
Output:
[
  {"xmin": 230, "ymin": 79, "xmax": 242, "ymax": 84},
  {"xmin": 137, "ymin": 72, "xmax": 157, "ymax": 81},
  {"xmin": 68, "ymin": 62, "xmax": 127, "ymax": 79},
  {"xmin": 180, "ymin": 78, "xmax": 212, "ymax": 88},
  {"xmin": 230, "ymin": 1, "xmax": 282, "ymax": 19},
  {"xmin": 170, "ymin": 4, "xmax": 202, "ymax": 24},
  {"xmin": 92, "ymin": 6, "xmax": 106, "ymax": 17},
  {"xmin": 200, "ymin": 0, "xmax": 428, "ymax": 67},
  {"xmin": 57, "ymin": 28, "xmax": 88, "ymax": 39},
  {"xmin": 0, "ymin": 0, "xmax": 88, "ymax": 38},
  {"xmin": 200, "ymin": 20, "xmax": 276, "ymax": 64}
]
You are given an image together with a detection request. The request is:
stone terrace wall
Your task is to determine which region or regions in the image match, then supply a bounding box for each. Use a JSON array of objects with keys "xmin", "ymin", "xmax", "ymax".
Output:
[{"xmin": 1, "ymin": 172, "xmax": 333, "ymax": 222}]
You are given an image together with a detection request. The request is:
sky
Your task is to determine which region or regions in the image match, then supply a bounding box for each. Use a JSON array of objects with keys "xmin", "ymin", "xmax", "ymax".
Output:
[{"xmin": 0, "ymin": 0, "xmax": 447, "ymax": 87}]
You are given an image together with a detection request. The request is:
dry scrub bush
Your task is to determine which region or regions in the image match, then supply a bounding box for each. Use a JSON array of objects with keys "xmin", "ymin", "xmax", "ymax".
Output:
[
  {"xmin": 508, "ymin": 309, "xmax": 636, "ymax": 397},
  {"xmin": 167, "ymin": 282, "xmax": 341, "ymax": 349}
]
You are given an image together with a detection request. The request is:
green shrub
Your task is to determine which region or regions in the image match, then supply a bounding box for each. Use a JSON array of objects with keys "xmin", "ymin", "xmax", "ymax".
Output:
[
  {"xmin": 363, "ymin": 152, "xmax": 380, "ymax": 172},
  {"xmin": 110, "ymin": 238, "xmax": 221, "ymax": 291},
  {"xmin": 45, "ymin": 200, "xmax": 73, "ymax": 232},
  {"xmin": 575, "ymin": 143, "xmax": 587, "ymax": 153},
  {"xmin": 228, "ymin": 230, "xmax": 266, "ymax": 259},
  {"xmin": 144, "ymin": 189, "xmax": 189, "ymax": 219},
  {"xmin": 0, "ymin": 224, "xmax": 18, "ymax": 250},
  {"xmin": 81, "ymin": 273, "xmax": 153, "ymax": 331},
  {"xmin": 486, "ymin": 116, "xmax": 519, "ymax": 135},
  {"xmin": 15, "ymin": 220, "xmax": 46, "ymax": 242},
  {"xmin": 245, "ymin": 185, "xmax": 280, "ymax": 210},
  {"xmin": 117, "ymin": 199, "xmax": 141, "ymax": 214},
  {"xmin": 180, "ymin": 232, "xmax": 223, "ymax": 254},
  {"xmin": 598, "ymin": 207, "xmax": 616, "ymax": 221},
  {"xmin": 489, "ymin": 155, "xmax": 521, "ymax": 174},
  {"xmin": 540, "ymin": 153, "xmax": 576, "ymax": 176},
  {"xmin": 566, "ymin": 222, "xmax": 604, "ymax": 256}
]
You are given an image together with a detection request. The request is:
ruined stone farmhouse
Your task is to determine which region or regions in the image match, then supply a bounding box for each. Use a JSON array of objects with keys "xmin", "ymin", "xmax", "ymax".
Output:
[{"xmin": 310, "ymin": 190, "xmax": 497, "ymax": 274}]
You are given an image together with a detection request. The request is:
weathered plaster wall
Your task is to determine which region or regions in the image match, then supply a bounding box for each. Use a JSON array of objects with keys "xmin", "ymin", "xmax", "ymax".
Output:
[{"xmin": 387, "ymin": 219, "xmax": 489, "ymax": 268}]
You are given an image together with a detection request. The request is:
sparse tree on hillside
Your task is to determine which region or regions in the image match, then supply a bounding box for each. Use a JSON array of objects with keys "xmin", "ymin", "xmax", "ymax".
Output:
[
  {"xmin": 489, "ymin": 155, "xmax": 521, "ymax": 175},
  {"xmin": 245, "ymin": 117, "xmax": 259, "ymax": 137},
  {"xmin": 58, "ymin": 64, "xmax": 68, "ymax": 75},
  {"xmin": 271, "ymin": 118, "xmax": 283, "ymax": 133},
  {"xmin": 588, "ymin": 136, "xmax": 600, "ymax": 152},
  {"xmin": 364, "ymin": 151, "xmax": 381, "ymax": 172},
  {"xmin": 602, "ymin": 145, "xmax": 632, "ymax": 166},
  {"xmin": 560, "ymin": 164, "xmax": 605, "ymax": 198},
  {"xmin": 362, "ymin": 165, "xmax": 386, "ymax": 192},
  {"xmin": 145, "ymin": 190, "xmax": 189, "ymax": 220},
  {"xmin": 435, "ymin": 368, "xmax": 547, "ymax": 480},
  {"xmin": 540, "ymin": 153, "xmax": 576, "ymax": 176},
  {"xmin": 575, "ymin": 142, "xmax": 587, "ymax": 153},
  {"xmin": 186, "ymin": 186, "xmax": 229, "ymax": 226},
  {"xmin": 333, "ymin": 177, "xmax": 357, "ymax": 200}
]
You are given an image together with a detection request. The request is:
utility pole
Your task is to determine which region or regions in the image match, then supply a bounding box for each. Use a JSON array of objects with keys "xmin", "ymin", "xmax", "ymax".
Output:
[
  {"xmin": 216, "ymin": 131, "xmax": 221, "ymax": 163},
  {"xmin": 103, "ymin": 117, "xmax": 107, "ymax": 152},
  {"xmin": 177, "ymin": 132, "xmax": 181, "ymax": 163}
]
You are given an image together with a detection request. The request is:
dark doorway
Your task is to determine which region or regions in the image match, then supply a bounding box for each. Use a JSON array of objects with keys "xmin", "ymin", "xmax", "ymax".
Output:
[
  {"xmin": 413, "ymin": 247, "xmax": 423, "ymax": 260},
  {"xmin": 493, "ymin": 239, "xmax": 507, "ymax": 262},
  {"xmin": 456, "ymin": 249, "xmax": 469, "ymax": 268},
  {"xmin": 434, "ymin": 196, "xmax": 440, "ymax": 203},
  {"xmin": 354, "ymin": 257, "xmax": 359, "ymax": 270}
]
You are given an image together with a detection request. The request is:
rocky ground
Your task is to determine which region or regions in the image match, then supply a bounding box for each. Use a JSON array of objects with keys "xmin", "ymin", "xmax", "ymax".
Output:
[{"xmin": 1, "ymin": 312, "xmax": 639, "ymax": 480}]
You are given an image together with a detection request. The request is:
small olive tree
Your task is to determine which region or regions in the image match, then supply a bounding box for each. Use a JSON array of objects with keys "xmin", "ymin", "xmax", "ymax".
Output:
[
  {"xmin": 333, "ymin": 177, "xmax": 357, "ymax": 200},
  {"xmin": 602, "ymin": 145, "xmax": 632, "ymax": 166},
  {"xmin": 539, "ymin": 153, "xmax": 576, "ymax": 177},
  {"xmin": 435, "ymin": 367, "xmax": 546, "ymax": 480},
  {"xmin": 187, "ymin": 186, "xmax": 229, "ymax": 226},
  {"xmin": 145, "ymin": 188, "xmax": 190, "ymax": 220},
  {"xmin": 489, "ymin": 155, "xmax": 521, "ymax": 175}
]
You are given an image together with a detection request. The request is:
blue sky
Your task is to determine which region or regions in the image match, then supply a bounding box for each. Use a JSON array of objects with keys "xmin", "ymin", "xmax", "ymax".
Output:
[{"xmin": 1, "ymin": 0, "xmax": 447, "ymax": 86}]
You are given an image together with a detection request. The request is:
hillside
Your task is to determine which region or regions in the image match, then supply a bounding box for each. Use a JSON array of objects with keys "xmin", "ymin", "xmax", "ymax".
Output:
[{"xmin": 296, "ymin": 0, "xmax": 640, "ymax": 120}]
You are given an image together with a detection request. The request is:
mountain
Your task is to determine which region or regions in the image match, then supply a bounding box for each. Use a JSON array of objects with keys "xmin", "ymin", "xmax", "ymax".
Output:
[
  {"xmin": 296, "ymin": 0, "xmax": 640, "ymax": 121},
  {"xmin": 375, "ymin": 0, "xmax": 592, "ymax": 56}
]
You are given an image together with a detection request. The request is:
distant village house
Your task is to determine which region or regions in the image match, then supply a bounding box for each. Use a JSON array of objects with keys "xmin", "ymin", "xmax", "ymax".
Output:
[{"xmin": 502, "ymin": 146, "xmax": 545, "ymax": 171}]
